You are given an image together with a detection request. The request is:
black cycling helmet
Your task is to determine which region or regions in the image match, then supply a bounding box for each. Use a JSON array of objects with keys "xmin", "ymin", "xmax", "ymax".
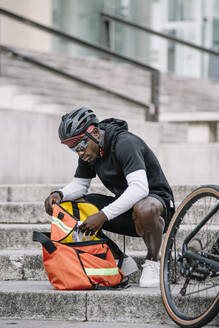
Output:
[{"xmin": 58, "ymin": 107, "xmax": 99, "ymax": 141}]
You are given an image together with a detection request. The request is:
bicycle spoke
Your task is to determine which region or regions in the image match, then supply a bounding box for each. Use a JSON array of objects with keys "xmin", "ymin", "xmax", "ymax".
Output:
[{"xmin": 184, "ymin": 284, "xmax": 217, "ymax": 297}]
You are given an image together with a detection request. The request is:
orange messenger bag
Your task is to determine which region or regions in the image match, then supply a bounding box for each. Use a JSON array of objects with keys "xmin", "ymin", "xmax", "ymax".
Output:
[{"xmin": 33, "ymin": 202, "xmax": 126, "ymax": 290}]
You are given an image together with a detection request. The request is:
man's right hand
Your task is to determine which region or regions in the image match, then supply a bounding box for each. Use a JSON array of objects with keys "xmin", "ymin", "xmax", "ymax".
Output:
[{"xmin": 44, "ymin": 192, "xmax": 62, "ymax": 216}]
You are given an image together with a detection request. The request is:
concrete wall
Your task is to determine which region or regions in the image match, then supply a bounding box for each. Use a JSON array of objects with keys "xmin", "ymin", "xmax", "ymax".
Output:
[
  {"xmin": 0, "ymin": 0, "xmax": 52, "ymax": 51},
  {"xmin": 1, "ymin": 108, "xmax": 75, "ymax": 184},
  {"xmin": 159, "ymin": 143, "xmax": 219, "ymax": 185},
  {"xmin": 0, "ymin": 108, "xmax": 161, "ymax": 184},
  {"xmin": 1, "ymin": 108, "xmax": 219, "ymax": 185}
]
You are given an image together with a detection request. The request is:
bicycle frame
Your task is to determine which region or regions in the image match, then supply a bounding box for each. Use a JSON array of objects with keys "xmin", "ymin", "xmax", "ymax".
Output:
[{"xmin": 179, "ymin": 203, "xmax": 219, "ymax": 278}]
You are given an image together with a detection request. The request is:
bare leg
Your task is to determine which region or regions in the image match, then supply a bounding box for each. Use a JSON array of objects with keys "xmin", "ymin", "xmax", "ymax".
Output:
[{"xmin": 132, "ymin": 196, "xmax": 165, "ymax": 261}]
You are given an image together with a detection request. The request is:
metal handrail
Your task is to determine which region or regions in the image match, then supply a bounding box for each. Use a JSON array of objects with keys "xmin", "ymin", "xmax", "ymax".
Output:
[
  {"xmin": 0, "ymin": 8, "xmax": 160, "ymax": 121},
  {"xmin": 101, "ymin": 12, "xmax": 219, "ymax": 57}
]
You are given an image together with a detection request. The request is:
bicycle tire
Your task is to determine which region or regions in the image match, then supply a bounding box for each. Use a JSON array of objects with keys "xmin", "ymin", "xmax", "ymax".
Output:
[{"xmin": 160, "ymin": 185, "xmax": 219, "ymax": 328}]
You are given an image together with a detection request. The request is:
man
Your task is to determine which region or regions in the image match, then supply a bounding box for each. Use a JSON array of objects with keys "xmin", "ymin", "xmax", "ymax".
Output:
[{"xmin": 45, "ymin": 107, "xmax": 175, "ymax": 287}]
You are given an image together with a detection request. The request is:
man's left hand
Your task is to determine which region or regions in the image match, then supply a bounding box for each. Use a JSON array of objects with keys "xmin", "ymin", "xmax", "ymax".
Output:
[{"xmin": 78, "ymin": 211, "xmax": 107, "ymax": 235}]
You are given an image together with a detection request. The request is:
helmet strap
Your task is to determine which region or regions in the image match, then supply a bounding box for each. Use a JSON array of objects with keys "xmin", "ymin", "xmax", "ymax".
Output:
[{"xmin": 85, "ymin": 131, "xmax": 104, "ymax": 157}]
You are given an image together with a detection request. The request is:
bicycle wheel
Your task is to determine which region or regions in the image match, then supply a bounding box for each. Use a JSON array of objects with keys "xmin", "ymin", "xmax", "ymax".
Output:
[{"xmin": 160, "ymin": 185, "xmax": 219, "ymax": 328}]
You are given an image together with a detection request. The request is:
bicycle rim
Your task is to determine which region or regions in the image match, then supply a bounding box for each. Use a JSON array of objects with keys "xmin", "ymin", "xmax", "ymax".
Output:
[{"xmin": 160, "ymin": 185, "xmax": 219, "ymax": 328}]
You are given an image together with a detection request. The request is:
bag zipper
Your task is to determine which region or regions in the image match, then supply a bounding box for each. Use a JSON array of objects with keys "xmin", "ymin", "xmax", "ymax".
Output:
[{"xmin": 53, "ymin": 238, "xmax": 108, "ymax": 248}]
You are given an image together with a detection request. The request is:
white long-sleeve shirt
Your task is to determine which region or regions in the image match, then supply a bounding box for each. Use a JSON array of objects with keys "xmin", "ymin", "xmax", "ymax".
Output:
[{"xmin": 59, "ymin": 169, "xmax": 149, "ymax": 220}]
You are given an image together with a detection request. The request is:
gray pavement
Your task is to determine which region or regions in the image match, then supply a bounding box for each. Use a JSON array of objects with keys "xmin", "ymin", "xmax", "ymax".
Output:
[{"xmin": 0, "ymin": 320, "xmax": 218, "ymax": 328}]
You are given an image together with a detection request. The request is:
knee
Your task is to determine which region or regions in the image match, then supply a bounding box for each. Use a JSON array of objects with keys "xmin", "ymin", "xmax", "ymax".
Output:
[
  {"xmin": 133, "ymin": 198, "xmax": 165, "ymax": 236},
  {"xmin": 133, "ymin": 199, "xmax": 161, "ymax": 222}
]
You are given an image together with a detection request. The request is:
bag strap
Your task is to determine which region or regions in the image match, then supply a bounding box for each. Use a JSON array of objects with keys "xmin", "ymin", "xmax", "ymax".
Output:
[
  {"xmin": 97, "ymin": 230, "xmax": 124, "ymax": 269},
  {"xmin": 71, "ymin": 201, "xmax": 80, "ymax": 220},
  {"xmin": 33, "ymin": 231, "xmax": 57, "ymax": 254},
  {"xmin": 94, "ymin": 276, "xmax": 130, "ymax": 290}
]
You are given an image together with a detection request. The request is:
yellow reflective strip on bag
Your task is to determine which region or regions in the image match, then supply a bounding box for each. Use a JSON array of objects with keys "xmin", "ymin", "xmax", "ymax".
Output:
[
  {"xmin": 85, "ymin": 267, "xmax": 119, "ymax": 276},
  {"xmin": 51, "ymin": 216, "xmax": 72, "ymax": 234}
]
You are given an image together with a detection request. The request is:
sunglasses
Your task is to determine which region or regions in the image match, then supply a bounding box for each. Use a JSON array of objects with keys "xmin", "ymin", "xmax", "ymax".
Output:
[{"xmin": 70, "ymin": 136, "xmax": 88, "ymax": 153}]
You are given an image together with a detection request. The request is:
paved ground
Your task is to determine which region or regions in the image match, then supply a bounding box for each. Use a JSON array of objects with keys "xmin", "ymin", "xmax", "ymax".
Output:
[{"xmin": 0, "ymin": 320, "xmax": 218, "ymax": 328}]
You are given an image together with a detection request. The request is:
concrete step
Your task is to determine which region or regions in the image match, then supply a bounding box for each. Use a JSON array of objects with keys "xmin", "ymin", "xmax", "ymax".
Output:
[
  {"xmin": 0, "ymin": 71, "xmax": 151, "ymax": 101},
  {"xmin": 104, "ymin": 223, "xmax": 219, "ymax": 251},
  {"xmin": 0, "ymin": 184, "xmax": 63, "ymax": 202},
  {"xmin": 0, "ymin": 281, "xmax": 166, "ymax": 323},
  {"xmin": 2, "ymin": 55, "xmax": 150, "ymax": 86},
  {"xmin": 2, "ymin": 73, "xmax": 219, "ymax": 117},
  {"xmin": 0, "ymin": 224, "xmax": 50, "ymax": 249},
  {"xmin": 1, "ymin": 200, "xmax": 217, "ymax": 225},
  {"xmin": 0, "ymin": 216, "xmax": 217, "ymax": 248},
  {"xmin": 0, "ymin": 280, "xmax": 218, "ymax": 325},
  {"xmin": 160, "ymin": 122, "xmax": 188, "ymax": 143},
  {"xmin": 0, "ymin": 66, "xmax": 151, "ymax": 110},
  {"xmin": 3, "ymin": 51, "xmax": 219, "ymax": 99},
  {"xmin": 0, "ymin": 249, "xmax": 47, "ymax": 281},
  {"xmin": 0, "ymin": 183, "xmax": 199, "ymax": 203},
  {"xmin": 0, "ymin": 81, "xmax": 147, "ymax": 112},
  {"xmin": 1, "ymin": 222, "xmax": 218, "ymax": 280},
  {"xmin": 0, "ymin": 202, "xmax": 48, "ymax": 224},
  {"xmin": 0, "ymin": 201, "xmax": 170, "ymax": 224},
  {"xmin": 0, "ymin": 82, "xmax": 148, "ymax": 125},
  {"xmin": 3, "ymin": 66, "xmax": 219, "ymax": 113},
  {"xmin": 0, "ymin": 85, "xmax": 22, "ymax": 106},
  {"xmin": 0, "ymin": 249, "xmax": 144, "ymax": 283},
  {"xmin": 2, "ymin": 52, "xmax": 219, "ymax": 112},
  {"xmin": 1, "ymin": 221, "xmax": 217, "ymax": 252},
  {"xmin": 0, "ymin": 320, "xmax": 191, "ymax": 328},
  {"xmin": 0, "ymin": 85, "xmax": 211, "ymax": 145}
]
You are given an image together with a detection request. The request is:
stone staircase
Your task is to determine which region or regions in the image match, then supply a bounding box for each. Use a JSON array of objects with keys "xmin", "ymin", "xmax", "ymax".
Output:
[
  {"xmin": 1, "ymin": 47, "xmax": 219, "ymax": 186},
  {"xmin": 0, "ymin": 183, "xmax": 218, "ymax": 325},
  {"xmin": 2, "ymin": 48, "xmax": 219, "ymax": 114},
  {"xmin": 1, "ymin": 48, "xmax": 219, "ymax": 144}
]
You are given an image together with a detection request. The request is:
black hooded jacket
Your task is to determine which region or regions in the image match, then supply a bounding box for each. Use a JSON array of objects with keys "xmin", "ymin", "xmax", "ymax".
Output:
[{"xmin": 75, "ymin": 118, "xmax": 174, "ymax": 208}]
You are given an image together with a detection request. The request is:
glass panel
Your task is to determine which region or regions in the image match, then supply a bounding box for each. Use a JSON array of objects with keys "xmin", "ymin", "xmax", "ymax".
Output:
[
  {"xmin": 168, "ymin": 30, "xmax": 176, "ymax": 72},
  {"xmin": 168, "ymin": 0, "xmax": 194, "ymax": 21},
  {"xmin": 213, "ymin": 0, "xmax": 219, "ymax": 19},
  {"xmin": 52, "ymin": 0, "xmax": 104, "ymax": 56},
  {"xmin": 51, "ymin": 0, "xmax": 218, "ymax": 80},
  {"xmin": 209, "ymin": 18, "xmax": 219, "ymax": 79}
]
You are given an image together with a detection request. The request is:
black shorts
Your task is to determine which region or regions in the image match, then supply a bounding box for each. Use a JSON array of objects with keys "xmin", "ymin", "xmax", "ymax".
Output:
[{"xmin": 84, "ymin": 193, "xmax": 173, "ymax": 237}]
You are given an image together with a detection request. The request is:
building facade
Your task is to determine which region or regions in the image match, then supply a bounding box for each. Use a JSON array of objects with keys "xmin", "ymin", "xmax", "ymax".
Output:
[{"xmin": 0, "ymin": 0, "xmax": 218, "ymax": 79}]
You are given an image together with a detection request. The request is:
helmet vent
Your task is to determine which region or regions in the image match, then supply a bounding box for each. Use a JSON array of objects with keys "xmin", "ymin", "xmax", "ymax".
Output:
[
  {"xmin": 66, "ymin": 124, "xmax": 72, "ymax": 135},
  {"xmin": 79, "ymin": 113, "xmax": 85, "ymax": 121}
]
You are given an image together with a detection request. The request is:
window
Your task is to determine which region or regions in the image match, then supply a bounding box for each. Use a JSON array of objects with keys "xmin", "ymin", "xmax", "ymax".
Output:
[{"xmin": 168, "ymin": 0, "xmax": 194, "ymax": 21}]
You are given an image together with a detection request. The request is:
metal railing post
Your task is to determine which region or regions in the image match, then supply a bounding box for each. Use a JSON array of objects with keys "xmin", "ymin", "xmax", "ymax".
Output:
[
  {"xmin": 100, "ymin": 15, "xmax": 112, "ymax": 61},
  {"xmin": 150, "ymin": 71, "xmax": 160, "ymax": 121},
  {"xmin": 100, "ymin": 15, "xmax": 111, "ymax": 50}
]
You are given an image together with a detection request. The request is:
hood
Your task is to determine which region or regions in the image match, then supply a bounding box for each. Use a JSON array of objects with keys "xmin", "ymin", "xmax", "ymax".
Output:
[{"xmin": 99, "ymin": 118, "xmax": 128, "ymax": 153}]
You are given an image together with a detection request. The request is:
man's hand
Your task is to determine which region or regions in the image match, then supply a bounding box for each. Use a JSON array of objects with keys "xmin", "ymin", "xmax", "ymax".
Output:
[
  {"xmin": 78, "ymin": 211, "xmax": 107, "ymax": 235},
  {"xmin": 44, "ymin": 192, "xmax": 62, "ymax": 216}
]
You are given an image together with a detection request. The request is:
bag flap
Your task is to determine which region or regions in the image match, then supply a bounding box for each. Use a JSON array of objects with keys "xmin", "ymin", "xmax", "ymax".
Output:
[{"xmin": 51, "ymin": 201, "xmax": 100, "ymax": 243}]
